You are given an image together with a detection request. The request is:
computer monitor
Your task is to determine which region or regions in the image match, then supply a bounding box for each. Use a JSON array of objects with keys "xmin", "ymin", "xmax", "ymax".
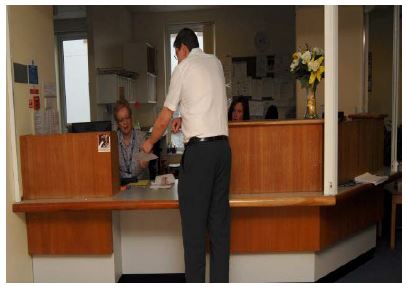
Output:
[{"xmin": 71, "ymin": 121, "xmax": 112, "ymax": 133}]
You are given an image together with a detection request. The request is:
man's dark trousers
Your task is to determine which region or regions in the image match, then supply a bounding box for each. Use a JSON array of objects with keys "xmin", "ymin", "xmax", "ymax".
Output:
[{"xmin": 178, "ymin": 139, "xmax": 231, "ymax": 283}]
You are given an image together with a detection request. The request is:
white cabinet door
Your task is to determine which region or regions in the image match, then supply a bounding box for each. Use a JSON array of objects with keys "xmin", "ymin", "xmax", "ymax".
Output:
[
  {"xmin": 97, "ymin": 74, "xmax": 137, "ymax": 104},
  {"xmin": 97, "ymin": 74, "xmax": 119, "ymax": 104},
  {"xmin": 123, "ymin": 42, "xmax": 157, "ymax": 104},
  {"xmin": 128, "ymin": 79, "xmax": 137, "ymax": 103},
  {"xmin": 146, "ymin": 73, "xmax": 157, "ymax": 103}
]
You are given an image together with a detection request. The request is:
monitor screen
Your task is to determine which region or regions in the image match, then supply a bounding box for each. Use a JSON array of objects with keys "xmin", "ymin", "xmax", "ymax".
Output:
[{"xmin": 71, "ymin": 121, "xmax": 112, "ymax": 133}]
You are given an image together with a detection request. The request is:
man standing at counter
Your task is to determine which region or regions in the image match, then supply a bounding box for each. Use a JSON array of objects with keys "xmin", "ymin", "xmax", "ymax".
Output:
[{"xmin": 142, "ymin": 28, "xmax": 231, "ymax": 283}]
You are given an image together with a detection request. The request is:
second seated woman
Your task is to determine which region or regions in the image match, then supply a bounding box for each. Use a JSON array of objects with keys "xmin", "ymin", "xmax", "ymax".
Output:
[{"xmin": 228, "ymin": 96, "xmax": 250, "ymax": 121}]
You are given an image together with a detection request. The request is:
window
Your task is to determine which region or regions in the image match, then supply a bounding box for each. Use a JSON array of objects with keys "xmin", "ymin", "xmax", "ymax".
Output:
[
  {"xmin": 63, "ymin": 39, "xmax": 90, "ymax": 123},
  {"xmin": 58, "ymin": 35, "xmax": 90, "ymax": 129}
]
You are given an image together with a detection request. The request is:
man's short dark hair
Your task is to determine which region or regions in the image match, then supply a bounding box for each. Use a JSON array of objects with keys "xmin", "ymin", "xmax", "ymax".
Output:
[{"xmin": 173, "ymin": 28, "xmax": 199, "ymax": 51}]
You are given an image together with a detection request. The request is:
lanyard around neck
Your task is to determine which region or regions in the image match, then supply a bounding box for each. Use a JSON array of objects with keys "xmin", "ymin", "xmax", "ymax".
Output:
[{"xmin": 120, "ymin": 130, "xmax": 136, "ymax": 175}]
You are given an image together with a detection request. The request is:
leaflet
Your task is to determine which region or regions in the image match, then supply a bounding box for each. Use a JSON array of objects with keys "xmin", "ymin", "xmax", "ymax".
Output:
[{"xmin": 133, "ymin": 152, "xmax": 158, "ymax": 161}]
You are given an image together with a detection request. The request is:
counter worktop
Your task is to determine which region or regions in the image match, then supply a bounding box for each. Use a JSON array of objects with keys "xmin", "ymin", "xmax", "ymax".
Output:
[
  {"xmin": 13, "ymin": 169, "xmax": 400, "ymax": 213},
  {"xmin": 13, "ymin": 180, "xmax": 336, "ymax": 213}
]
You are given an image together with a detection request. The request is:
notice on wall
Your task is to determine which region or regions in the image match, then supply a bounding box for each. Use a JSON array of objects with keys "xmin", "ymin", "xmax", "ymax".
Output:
[
  {"xmin": 98, "ymin": 134, "xmax": 111, "ymax": 152},
  {"xmin": 256, "ymin": 55, "xmax": 268, "ymax": 78},
  {"xmin": 34, "ymin": 109, "xmax": 60, "ymax": 135},
  {"xmin": 45, "ymin": 108, "xmax": 60, "ymax": 134},
  {"xmin": 233, "ymin": 61, "xmax": 247, "ymax": 79},
  {"xmin": 249, "ymin": 100, "xmax": 264, "ymax": 117},
  {"xmin": 44, "ymin": 82, "xmax": 56, "ymax": 98},
  {"xmin": 34, "ymin": 110, "xmax": 44, "ymax": 135}
]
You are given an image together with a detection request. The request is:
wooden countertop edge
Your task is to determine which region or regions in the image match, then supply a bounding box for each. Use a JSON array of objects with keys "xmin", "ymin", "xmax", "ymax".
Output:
[
  {"xmin": 12, "ymin": 200, "xmax": 180, "ymax": 213},
  {"xmin": 230, "ymin": 196, "xmax": 336, "ymax": 207},
  {"xmin": 12, "ymin": 196, "xmax": 336, "ymax": 213},
  {"xmin": 228, "ymin": 119, "xmax": 324, "ymax": 127},
  {"xmin": 348, "ymin": 113, "xmax": 387, "ymax": 119}
]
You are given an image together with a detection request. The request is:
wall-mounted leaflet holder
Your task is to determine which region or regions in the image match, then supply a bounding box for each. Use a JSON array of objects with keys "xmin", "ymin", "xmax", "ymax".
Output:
[
  {"xmin": 13, "ymin": 63, "xmax": 28, "ymax": 83},
  {"xmin": 28, "ymin": 62, "xmax": 39, "ymax": 85}
]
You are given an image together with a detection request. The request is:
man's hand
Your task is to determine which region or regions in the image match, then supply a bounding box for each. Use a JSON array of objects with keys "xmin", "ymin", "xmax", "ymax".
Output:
[
  {"xmin": 144, "ymin": 107, "xmax": 174, "ymax": 150},
  {"xmin": 142, "ymin": 139, "xmax": 154, "ymax": 154},
  {"xmin": 138, "ymin": 160, "xmax": 149, "ymax": 169},
  {"xmin": 172, "ymin": 117, "xmax": 182, "ymax": 133}
]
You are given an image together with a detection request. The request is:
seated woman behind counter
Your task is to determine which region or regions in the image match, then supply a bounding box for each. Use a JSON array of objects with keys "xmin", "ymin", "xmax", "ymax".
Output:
[
  {"xmin": 228, "ymin": 96, "xmax": 250, "ymax": 121},
  {"xmin": 114, "ymin": 99, "xmax": 149, "ymax": 185}
]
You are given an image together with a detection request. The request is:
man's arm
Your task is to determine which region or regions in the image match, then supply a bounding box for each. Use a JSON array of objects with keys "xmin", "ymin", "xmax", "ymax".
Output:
[{"xmin": 142, "ymin": 107, "xmax": 174, "ymax": 153}]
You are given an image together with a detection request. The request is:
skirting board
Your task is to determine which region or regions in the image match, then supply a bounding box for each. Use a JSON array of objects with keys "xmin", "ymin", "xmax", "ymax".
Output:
[{"xmin": 32, "ymin": 255, "xmax": 116, "ymax": 283}]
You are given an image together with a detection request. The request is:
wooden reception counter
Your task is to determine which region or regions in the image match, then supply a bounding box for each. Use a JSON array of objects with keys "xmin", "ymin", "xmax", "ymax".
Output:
[
  {"xmin": 12, "ymin": 117, "xmax": 396, "ymax": 282},
  {"xmin": 14, "ymin": 176, "xmax": 398, "ymax": 254}
]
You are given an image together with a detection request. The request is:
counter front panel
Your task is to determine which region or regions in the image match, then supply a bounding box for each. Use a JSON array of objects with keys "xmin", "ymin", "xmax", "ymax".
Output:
[{"xmin": 229, "ymin": 120, "xmax": 323, "ymax": 194}]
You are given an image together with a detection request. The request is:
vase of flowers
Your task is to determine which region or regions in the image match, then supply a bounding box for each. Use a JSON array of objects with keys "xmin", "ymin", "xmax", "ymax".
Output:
[{"xmin": 290, "ymin": 45, "xmax": 325, "ymax": 119}]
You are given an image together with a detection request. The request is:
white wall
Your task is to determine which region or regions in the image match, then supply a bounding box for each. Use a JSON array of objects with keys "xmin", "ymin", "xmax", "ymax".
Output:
[
  {"xmin": 6, "ymin": 5, "xmax": 58, "ymax": 282},
  {"xmin": 6, "ymin": 69, "xmax": 33, "ymax": 283},
  {"xmin": 295, "ymin": 6, "xmax": 364, "ymax": 118}
]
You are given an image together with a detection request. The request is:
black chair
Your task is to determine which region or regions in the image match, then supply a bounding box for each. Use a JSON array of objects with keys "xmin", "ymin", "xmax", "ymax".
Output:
[{"xmin": 265, "ymin": 105, "xmax": 278, "ymax": 119}]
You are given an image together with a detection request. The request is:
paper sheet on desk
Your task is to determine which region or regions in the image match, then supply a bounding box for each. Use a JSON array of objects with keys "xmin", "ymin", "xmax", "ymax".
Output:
[
  {"xmin": 128, "ymin": 180, "xmax": 150, "ymax": 187},
  {"xmin": 133, "ymin": 152, "xmax": 158, "ymax": 161},
  {"xmin": 150, "ymin": 174, "xmax": 175, "ymax": 189}
]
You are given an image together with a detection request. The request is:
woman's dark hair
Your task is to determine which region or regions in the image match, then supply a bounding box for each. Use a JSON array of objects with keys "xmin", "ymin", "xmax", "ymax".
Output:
[
  {"xmin": 173, "ymin": 28, "xmax": 199, "ymax": 51},
  {"xmin": 228, "ymin": 96, "xmax": 250, "ymax": 121},
  {"xmin": 265, "ymin": 105, "xmax": 278, "ymax": 119},
  {"xmin": 113, "ymin": 98, "xmax": 132, "ymax": 122}
]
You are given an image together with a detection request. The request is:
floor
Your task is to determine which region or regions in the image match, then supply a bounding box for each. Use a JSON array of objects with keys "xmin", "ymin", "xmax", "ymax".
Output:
[
  {"xmin": 332, "ymin": 232, "xmax": 402, "ymax": 283},
  {"xmin": 335, "ymin": 211, "xmax": 402, "ymax": 283}
]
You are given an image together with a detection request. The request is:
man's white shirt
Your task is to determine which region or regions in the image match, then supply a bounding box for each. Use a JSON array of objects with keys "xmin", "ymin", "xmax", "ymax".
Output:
[{"xmin": 164, "ymin": 48, "xmax": 229, "ymax": 143}]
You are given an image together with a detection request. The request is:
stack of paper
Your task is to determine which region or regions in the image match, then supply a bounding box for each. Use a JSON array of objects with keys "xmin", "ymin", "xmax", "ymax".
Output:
[
  {"xmin": 354, "ymin": 172, "xmax": 388, "ymax": 186},
  {"xmin": 150, "ymin": 174, "xmax": 176, "ymax": 189}
]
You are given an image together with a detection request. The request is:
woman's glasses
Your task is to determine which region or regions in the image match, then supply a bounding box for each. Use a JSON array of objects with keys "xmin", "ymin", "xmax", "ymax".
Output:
[{"xmin": 117, "ymin": 116, "xmax": 131, "ymax": 124}]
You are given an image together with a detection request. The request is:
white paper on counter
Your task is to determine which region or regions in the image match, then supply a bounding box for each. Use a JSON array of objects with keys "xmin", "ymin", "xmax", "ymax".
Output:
[{"xmin": 150, "ymin": 174, "xmax": 176, "ymax": 189}]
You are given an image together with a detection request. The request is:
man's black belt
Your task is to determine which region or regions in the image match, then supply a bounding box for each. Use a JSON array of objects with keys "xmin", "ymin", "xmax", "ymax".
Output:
[{"xmin": 185, "ymin": 135, "xmax": 228, "ymax": 147}]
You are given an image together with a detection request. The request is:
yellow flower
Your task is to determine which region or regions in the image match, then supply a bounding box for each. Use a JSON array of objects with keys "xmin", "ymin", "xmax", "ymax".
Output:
[{"xmin": 309, "ymin": 57, "xmax": 325, "ymax": 86}]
